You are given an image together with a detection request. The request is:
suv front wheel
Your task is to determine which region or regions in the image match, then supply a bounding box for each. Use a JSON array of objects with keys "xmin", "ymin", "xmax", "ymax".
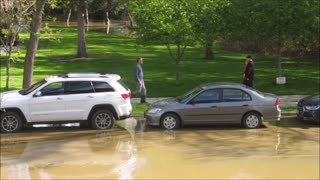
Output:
[
  {"xmin": 91, "ymin": 109, "xmax": 115, "ymax": 130},
  {"xmin": 0, "ymin": 111, "xmax": 23, "ymax": 133}
]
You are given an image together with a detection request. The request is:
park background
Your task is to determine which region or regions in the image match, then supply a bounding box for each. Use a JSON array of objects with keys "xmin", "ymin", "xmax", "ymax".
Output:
[{"xmin": 1, "ymin": 0, "xmax": 319, "ymax": 101}]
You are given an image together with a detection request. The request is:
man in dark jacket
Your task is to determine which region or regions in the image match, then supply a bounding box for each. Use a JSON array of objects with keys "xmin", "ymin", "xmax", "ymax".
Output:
[{"xmin": 243, "ymin": 55, "xmax": 254, "ymax": 88}]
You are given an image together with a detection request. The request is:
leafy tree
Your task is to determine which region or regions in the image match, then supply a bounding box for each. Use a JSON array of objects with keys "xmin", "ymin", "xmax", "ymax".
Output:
[
  {"xmin": 0, "ymin": 0, "xmax": 33, "ymax": 89},
  {"xmin": 191, "ymin": 0, "xmax": 229, "ymax": 60},
  {"xmin": 221, "ymin": 0, "xmax": 319, "ymax": 77},
  {"xmin": 129, "ymin": 0, "xmax": 196, "ymax": 84}
]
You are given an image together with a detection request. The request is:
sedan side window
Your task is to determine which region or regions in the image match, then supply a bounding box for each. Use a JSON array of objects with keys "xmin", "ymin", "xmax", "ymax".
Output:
[
  {"xmin": 65, "ymin": 81, "xmax": 94, "ymax": 94},
  {"xmin": 223, "ymin": 89, "xmax": 251, "ymax": 102},
  {"xmin": 41, "ymin": 82, "xmax": 64, "ymax": 96},
  {"xmin": 193, "ymin": 89, "xmax": 221, "ymax": 104}
]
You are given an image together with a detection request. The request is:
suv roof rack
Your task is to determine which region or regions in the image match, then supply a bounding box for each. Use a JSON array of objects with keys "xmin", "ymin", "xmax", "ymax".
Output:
[{"xmin": 58, "ymin": 73, "xmax": 120, "ymax": 80}]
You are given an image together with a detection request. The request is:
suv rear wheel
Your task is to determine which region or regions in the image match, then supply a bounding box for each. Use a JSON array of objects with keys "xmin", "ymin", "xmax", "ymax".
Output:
[
  {"xmin": 91, "ymin": 109, "xmax": 115, "ymax": 130},
  {"xmin": 0, "ymin": 111, "xmax": 23, "ymax": 133}
]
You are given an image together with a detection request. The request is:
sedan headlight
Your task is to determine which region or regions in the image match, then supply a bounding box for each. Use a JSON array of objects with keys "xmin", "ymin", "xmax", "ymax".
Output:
[
  {"xmin": 304, "ymin": 105, "xmax": 320, "ymax": 111},
  {"xmin": 147, "ymin": 108, "xmax": 162, "ymax": 114}
]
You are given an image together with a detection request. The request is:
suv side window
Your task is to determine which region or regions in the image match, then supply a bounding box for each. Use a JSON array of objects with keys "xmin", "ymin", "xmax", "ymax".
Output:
[
  {"xmin": 41, "ymin": 82, "xmax": 65, "ymax": 96},
  {"xmin": 65, "ymin": 81, "xmax": 94, "ymax": 94},
  {"xmin": 193, "ymin": 89, "xmax": 221, "ymax": 104},
  {"xmin": 92, "ymin": 81, "xmax": 114, "ymax": 92},
  {"xmin": 223, "ymin": 88, "xmax": 251, "ymax": 101}
]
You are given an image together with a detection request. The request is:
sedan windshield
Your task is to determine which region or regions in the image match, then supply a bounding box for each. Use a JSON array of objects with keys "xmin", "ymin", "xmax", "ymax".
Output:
[
  {"xmin": 19, "ymin": 79, "xmax": 47, "ymax": 95},
  {"xmin": 177, "ymin": 86, "xmax": 203, "ymax": 103}
]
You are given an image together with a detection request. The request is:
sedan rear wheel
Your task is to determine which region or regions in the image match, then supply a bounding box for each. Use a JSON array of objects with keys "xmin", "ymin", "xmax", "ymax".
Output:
[
  {"xmin": 242, "ymin": 112, "xmax": 261, "ymax": 129},
  {"xmin": 161, "ymin": 113, "xmax": 180, "ymax": 130},
  {"xmin": 0, "ymin": 112, "xmax": 23, "ymax": 133}
]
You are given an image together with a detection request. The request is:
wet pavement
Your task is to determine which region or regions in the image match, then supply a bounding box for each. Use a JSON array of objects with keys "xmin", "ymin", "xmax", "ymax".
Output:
[{"xmin": 1, "ymin": 117, "xmax": 319, "ymax": 179}]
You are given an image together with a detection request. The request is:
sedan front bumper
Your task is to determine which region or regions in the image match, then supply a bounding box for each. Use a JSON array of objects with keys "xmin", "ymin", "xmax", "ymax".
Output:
[
  {"xmin": 297, "ymin": 107, "xmax": 320, "ymax": 122},
  {"xmin": 144, "ymin": 111, "xmax": 161, "ymax": 126}
]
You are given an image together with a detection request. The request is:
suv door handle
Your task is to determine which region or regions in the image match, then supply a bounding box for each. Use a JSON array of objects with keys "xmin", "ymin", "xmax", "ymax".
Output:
[
  {"xmin": 211, "ymin": 106, "xmax": 217, "ymax": 109},
  {"xmin": 56, "ymin": 97, "xmax": 63, "ymax": 100},
  {"xmin": 88, "ymin": 95, "xmax": 94, "ymax": 98},
  {"xmin": 242, "ymin": 104, "xmax": 249, "ymax": 107}
]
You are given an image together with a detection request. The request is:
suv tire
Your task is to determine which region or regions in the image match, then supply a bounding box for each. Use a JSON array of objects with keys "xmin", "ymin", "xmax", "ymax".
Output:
[
  {"xmin": 0, "ymin": 111, "xmax": 23, "ymax": 133},
  {"xmin": 91, "ymin": 109, "xmax": 115, "ymax": 130}
]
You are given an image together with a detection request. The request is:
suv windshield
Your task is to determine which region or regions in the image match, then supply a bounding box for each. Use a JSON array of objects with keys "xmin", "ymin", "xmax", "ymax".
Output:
[
  {"xmin": 19, "ymin": 79, "xmax": 47, "ymax": 95},
  {"xmin": 177, "ymin": 86, "xmax": 203, "ymax": 103}
]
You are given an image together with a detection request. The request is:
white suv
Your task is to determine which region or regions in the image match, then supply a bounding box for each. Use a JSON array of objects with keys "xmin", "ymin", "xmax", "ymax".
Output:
[{"xmin": 0, "ymin": 73, "xmax": 132, "ymax": 133}]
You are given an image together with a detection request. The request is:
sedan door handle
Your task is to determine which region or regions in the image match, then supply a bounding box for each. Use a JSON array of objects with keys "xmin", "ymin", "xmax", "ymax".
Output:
[
  {"xmin": 242, "ymin": 104, "xmax": 249, "ymax": 107},
  {"xmin": 56, "ymin": 97, "xmax": 63, "ymax": 100},
  {"xmin": 211, "ymin": 106, "xmax": 217, "ymax": 109},
  {"xmin": 88, "ymin": 95, "xmax": 94, "ymax": 98}
]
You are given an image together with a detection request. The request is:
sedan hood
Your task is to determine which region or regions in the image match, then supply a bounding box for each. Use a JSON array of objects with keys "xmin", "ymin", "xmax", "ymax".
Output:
[
  {"xmin": 150, "ymin": 97, "xmax": 180, "ymax": 108},
  {"xmin": 299, "ymin": 95, "xmax": 320, "ymax": 106}
]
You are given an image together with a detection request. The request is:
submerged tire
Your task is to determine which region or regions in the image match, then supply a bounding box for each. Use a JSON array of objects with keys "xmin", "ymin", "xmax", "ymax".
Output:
[
  {"xmin": 161, "ymin": 113, "xmax": 180, "ymax": 130},
  {"xmin": 242, "ymin": 112, "xmax": 261, "ymax": 129},
  {"xmin": 0, "ymin": 111, "xmax": 23, "ymax": 133},
  {"xmin": 91, "ymin": 110, "xmax": 115, "ymax": 130}
]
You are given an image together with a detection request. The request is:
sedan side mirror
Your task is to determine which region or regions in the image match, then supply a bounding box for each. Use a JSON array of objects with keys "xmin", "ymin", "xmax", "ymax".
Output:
[
  {"xmin": 34, "ymin": 91, "xmax": 42, "ymax": 97},
  {"xmin": 188, "ymin": 99, "xmax": 197, "ymax": 105}
]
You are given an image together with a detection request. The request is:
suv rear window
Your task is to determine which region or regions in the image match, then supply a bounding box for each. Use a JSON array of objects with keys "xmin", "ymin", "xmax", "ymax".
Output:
[
  {"xmin": 65, "ymin": 81, "xmax": 94, "ymax": 94},
  {"xmin": 118, "ymin": 80, "xmax": 129, "ymax": 91},
  {"xmin": 92, "ymin": 81, "xmax": 114, "ymax": 92}
]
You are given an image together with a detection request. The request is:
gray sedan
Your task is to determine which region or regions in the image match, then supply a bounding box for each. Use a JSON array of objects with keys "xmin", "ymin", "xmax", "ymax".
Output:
[{"xmin": 145, "ymin": 82, "xmax": 281, "ymax": 130}]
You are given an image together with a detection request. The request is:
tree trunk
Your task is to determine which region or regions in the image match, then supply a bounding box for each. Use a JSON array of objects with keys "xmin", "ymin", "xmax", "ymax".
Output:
[
  {"xmin": 67, "ymin": 8, "xmax": 72, "ymax": 27},
  {"xmin": 175, "ymin": 44, "xmax": 181, "ymax": 85},
  {"xmin": 127, "ymin": 12, "xmax": 134, "ymax": 27},
  {"xmin": 6, "ymin": 35, "xmax": 15, "ymax": 89},
  {"xmin": 277, "ymin": 29, "xmax": 282, "ymax": 77},
  {"xmin": 205, "ymin": 36, "xmax": 214, "ymax": 60},
  {"xmin": 77, "ymin": 0, "xmax": 87, "ymax": 57},
  {"xmin": 23, "ymin": 0, "xmax": 46, "ymax": 89},
  {"xmin": 105, "ymin": 11, "xmax": 110, "ymax": 34},
  {"xmin": 85, "ymin": 7, "xmax": 89, "ymax": 32}
]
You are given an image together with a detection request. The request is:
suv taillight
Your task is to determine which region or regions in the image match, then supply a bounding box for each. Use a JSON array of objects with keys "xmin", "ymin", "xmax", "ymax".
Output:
[
  {"xmin": 121, "ymin": 93, "xmax": 131, "ymax": 99},
  {"xmin": 274, "ymin": 97, "xmax": 279, "ymax": 106}
]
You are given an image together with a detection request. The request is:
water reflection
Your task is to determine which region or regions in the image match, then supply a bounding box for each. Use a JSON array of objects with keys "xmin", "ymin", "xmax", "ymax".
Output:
[{"xmin": 1, "ymin": 117, "xmax": 319, "ymax": 179}]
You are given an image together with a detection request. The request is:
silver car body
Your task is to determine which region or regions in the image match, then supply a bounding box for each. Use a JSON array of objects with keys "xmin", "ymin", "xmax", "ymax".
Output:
[{"xmin": 145, "ymin": 82, "xmax": 281, "ymax": 127}]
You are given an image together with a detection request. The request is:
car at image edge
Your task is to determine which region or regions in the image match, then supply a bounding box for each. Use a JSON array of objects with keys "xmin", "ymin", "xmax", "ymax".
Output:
[
  {"xmin": 0, "ymin": 73, "xmax": 132, "ymax": 133},
  {"xmin": 297, "ymin": 94, "xmax": 320, "ymax": 123},
  {"xmin": 145, "ymin": 82, "xmax": 281, "ymax": 130}
]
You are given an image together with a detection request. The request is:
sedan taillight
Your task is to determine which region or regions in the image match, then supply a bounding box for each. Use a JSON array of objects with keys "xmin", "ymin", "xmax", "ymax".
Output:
[{"xmin": 274, "ymin": 97, "xmax": 279, "ymax": 106}]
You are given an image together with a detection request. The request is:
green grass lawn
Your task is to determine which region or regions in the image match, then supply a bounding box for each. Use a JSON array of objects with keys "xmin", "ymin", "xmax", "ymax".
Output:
[{"xmin": 1, "ymin": 26, "xmax": 319, "ymax": 96}]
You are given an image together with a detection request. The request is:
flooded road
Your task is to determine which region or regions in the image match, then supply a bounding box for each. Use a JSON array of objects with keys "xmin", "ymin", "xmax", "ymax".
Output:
[{"xmin": 1, "ymin": 117, "xmax": 319, "ymax": 179}]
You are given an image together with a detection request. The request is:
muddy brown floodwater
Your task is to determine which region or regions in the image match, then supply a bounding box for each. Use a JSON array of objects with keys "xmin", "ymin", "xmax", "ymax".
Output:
[{"xmin": 1, "ymin": 117, "xmax": 319, "ymax": 179}]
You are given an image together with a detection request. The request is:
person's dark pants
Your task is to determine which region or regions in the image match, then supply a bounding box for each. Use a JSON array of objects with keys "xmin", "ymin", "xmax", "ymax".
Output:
[{"xmin": 243, "ymin": 79, "xmax": 254, "ymax": 88}]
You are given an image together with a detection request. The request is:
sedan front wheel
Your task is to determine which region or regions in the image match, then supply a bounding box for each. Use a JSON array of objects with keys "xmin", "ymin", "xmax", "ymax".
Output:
[{"xmin": 161, "ymin": 113, "xmax": 180, "ymax": 130}]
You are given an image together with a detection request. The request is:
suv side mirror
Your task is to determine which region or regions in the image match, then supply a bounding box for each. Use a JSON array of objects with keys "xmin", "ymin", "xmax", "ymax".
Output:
[{"xmin": 34, "ymin": 91, "xmax": 42, "ymax": 97}]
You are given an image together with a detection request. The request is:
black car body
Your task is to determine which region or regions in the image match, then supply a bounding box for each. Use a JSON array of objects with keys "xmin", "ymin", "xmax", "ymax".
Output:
[{"xmin": 297, "ymin": 95, "xmax": 320, "ymax": 123}]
